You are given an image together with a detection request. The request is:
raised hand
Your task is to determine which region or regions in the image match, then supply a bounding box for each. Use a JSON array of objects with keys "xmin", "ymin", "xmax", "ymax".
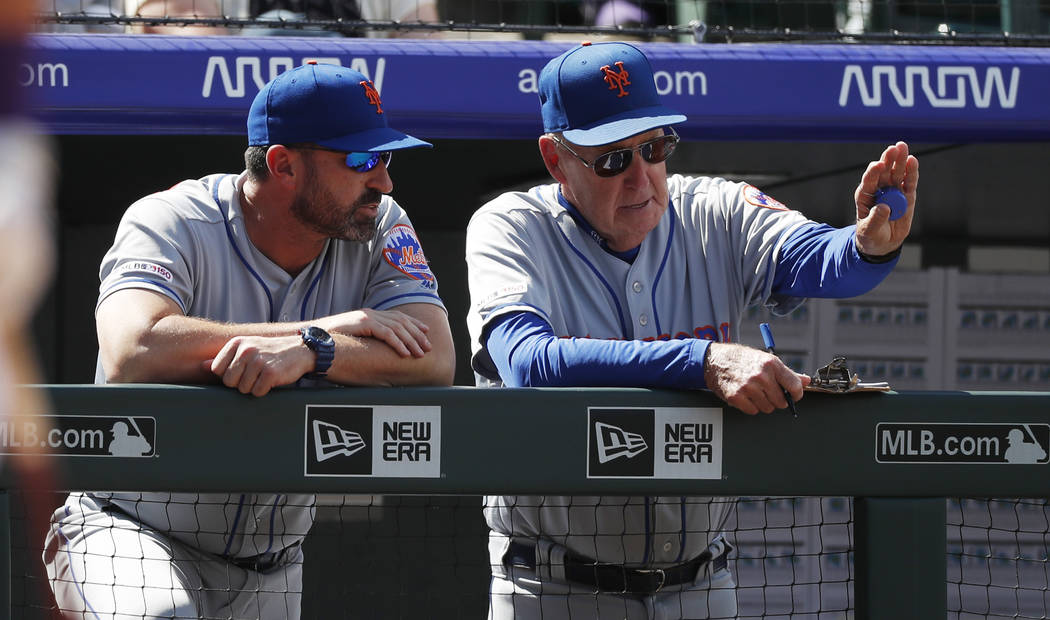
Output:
[{"xmin": 854, "ymin": 141, "xmax": 919, "ymax": 257}]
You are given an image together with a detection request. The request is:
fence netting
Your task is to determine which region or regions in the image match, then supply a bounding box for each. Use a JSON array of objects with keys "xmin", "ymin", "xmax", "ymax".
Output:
[
  {"xmin": 9, "ymin": 491, "xmax": 1050, "ymax": 618},
  {"xmin": 35, "ymin": 0, "xmax": 1050, "ymax": 44}
]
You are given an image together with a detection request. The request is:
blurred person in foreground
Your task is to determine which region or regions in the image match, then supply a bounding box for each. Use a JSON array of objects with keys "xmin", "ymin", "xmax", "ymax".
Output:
[
  {"xmin": 466, "ymin": 41, "xmax": 918, "ymax": 619},
  {"xmin": 1, "ymin": 5, "xmax": 58, "ymax": 457},
  {"xmin": 1, "ymin": 0, "xmax": 60, "ymax": 609},
  {"xmin": 43, "ymin": 61, "xmax": 453, "ymax": 619}
]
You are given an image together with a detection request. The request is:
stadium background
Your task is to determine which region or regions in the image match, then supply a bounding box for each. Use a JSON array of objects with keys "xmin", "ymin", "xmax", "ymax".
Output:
[{"xmin": 14, "ymin": 0, "xmax": 1050, "ymax": 617}]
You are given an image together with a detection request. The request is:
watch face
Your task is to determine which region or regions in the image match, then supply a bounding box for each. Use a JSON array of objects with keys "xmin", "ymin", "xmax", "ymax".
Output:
[{"xmin": 304, "ymin": 326, "xmax": 333, "ymax": 344}]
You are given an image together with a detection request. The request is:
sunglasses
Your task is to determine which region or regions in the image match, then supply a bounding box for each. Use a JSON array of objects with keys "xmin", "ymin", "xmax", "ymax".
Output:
[
  {"xmin": 550, "ymin": 128, "xmax": 679, "ymax": 178},
  {"xmin": 292, "ymin": 145, "xmax": 393, "ymax": 172}
]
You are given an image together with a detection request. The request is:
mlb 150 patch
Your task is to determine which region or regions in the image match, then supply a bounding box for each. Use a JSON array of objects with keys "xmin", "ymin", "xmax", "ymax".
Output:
[{"xmin": 117, "ymin": 261, "xmax": 174, "ymax": 282}]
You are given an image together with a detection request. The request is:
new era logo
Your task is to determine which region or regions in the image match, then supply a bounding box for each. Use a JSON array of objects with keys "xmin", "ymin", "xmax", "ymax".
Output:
[
  {"xmin": 304, "ymin": 404, "xmax": 443, "ymax": 478},
  {"xmin": 587, "ymin": 407, "xmax": 724, "ymax": 479},
  {"xmin": 594, "ymin": 421, "xmax": 648, "ymax": 463},
  {"xmin": 305, "ymin": 406, "xmax": 373, "ymax": 476},
  {"xmin": 588, "ymin": 408, "xmax": 654, "ymax": 478},
  {"xmin": 313, "ymin": 419, "xmax": 366, "ymax": 462}
]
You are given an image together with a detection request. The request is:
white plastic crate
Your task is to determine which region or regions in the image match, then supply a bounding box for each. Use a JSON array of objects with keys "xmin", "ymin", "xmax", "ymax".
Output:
[
  {"xmin": 945, "ymin": 271, "xmax": 1050, "ymax": 390},
  {"xmin": 813, "ymin": 268, "xmax": 948, "ymax": 390}
]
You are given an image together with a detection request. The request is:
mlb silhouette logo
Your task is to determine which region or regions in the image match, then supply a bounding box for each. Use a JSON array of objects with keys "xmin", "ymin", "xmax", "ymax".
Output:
[{"xmin": 587, "ymin": 408, "xmax": 655, "ymax": 478}]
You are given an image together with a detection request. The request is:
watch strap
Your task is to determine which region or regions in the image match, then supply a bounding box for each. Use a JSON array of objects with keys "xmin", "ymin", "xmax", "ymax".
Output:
[{"xmin": 300, "ymin": 327, "xmax": 335, "ymax": 379}]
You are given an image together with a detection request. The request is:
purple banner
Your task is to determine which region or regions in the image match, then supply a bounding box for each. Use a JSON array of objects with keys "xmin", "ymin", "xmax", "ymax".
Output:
[{"xmin": 22, "ymin": 34, "xmax": 1050, "ymax": 141}]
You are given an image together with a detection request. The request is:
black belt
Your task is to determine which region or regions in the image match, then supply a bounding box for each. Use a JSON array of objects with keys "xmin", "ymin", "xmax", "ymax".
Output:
[
  {"xmin": 228, "ymin": 542, "xmax": 300, "ymax": 573},
  {"xmin": 503, "ymin": 540, "xmax": 730, "ymax": 595},
  {"xmin": 98, "ymin": 498, "xmax": 297, "ymax": 574}
]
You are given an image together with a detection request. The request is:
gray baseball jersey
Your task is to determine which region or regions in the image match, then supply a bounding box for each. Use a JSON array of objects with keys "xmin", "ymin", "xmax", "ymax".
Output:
[
  {"xmin": 89, "ymin": 171, "xmax": 443, "ymax": 558},
  {"xmin": 466, "ymin": 175, "xmax": 809, "ymax": 567},
  {"xmin": 45, "ymin": 171, "xmax": 444, "ymax": 618}
]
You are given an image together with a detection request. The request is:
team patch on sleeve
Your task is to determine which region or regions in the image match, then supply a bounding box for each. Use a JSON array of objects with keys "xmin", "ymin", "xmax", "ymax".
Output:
[
  {"xmin": 382, "ymin": 225, "xmax": 436, "ymax": 288},
  {"xmin": 116, "ymin": 261, "xmax": 174, "ymax": 282},
  {"xmin": 743, "ymin": 184, "xmax": 788, "ymax": 211}
]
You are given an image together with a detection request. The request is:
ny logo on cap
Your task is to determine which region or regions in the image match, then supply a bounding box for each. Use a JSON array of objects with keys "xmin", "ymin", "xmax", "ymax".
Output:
[
  {"xmin": 360, "ymin": 80, "xmax": 383, "ymax": 114},
  {"xmin": 601, "ymin": 62, "xmax": 631, "ymax": 98}
]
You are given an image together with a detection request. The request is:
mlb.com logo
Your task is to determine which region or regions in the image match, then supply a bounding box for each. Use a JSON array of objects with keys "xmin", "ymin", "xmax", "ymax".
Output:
[
  {"xmin": 587, "ymin": 407, "xmax": 723, "ymax": 479},
  {"xmin": 304, "ymin": 405, "xmax": 441, "ymax": 478}
]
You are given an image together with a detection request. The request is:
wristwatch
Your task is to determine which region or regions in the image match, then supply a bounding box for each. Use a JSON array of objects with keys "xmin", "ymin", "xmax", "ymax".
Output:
[{"xmin": 299, "ymin": 326, "xmax": 335, "ymax": 379}]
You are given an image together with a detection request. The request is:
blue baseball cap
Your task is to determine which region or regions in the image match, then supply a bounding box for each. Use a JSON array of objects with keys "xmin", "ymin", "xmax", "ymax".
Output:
[
  {"xmin": 539, "ymin": 41, "xmax": 686, "ymax": 147},
  {"xmin": 247, "ymin": 62, "xmax": 431, "ymax": 152}
]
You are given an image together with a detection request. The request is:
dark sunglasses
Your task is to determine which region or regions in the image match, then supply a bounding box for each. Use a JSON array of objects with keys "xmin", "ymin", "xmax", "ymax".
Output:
[
  {"xmin": 292, "ymin": 145, "xmax": 393, "ymax": 172},
  {"xmin": 550, "ymin": 128, "xmax": 679, "ymax": 178}
]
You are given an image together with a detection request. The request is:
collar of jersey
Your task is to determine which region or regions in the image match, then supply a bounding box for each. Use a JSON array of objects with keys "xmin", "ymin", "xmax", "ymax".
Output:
[{"xmin": 556, "ymin": 189, "xmax": 640, "ymax": 264}]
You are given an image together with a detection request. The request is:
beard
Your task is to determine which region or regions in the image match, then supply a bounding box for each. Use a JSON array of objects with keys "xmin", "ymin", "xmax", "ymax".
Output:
[{"xmin": 290, "ymin": 169, "xmax": 383, "ymax": 242}]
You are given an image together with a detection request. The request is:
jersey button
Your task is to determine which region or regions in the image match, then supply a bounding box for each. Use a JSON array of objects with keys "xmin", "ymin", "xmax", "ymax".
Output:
[
  {"xmin": 639, "ymin": 314, "xmax": 649, "ymax": 327},
  {"xmin": 632, "ymin": 281, "xmax": 643, "ymax": 293},
  {"xmin": 663, "ymin": 541, "xmax": 673, "ymax": 553}
]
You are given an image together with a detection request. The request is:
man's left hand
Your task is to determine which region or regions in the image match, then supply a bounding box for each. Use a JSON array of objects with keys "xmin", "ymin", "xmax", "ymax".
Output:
[{"xmin": 854, "ymin": 141, "xmax": 919, "ymax": 256}]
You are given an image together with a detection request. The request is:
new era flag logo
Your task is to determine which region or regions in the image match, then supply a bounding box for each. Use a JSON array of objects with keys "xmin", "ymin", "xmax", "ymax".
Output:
[
  {"xmin": 313, "ymin": 420, "xmax": 366, "ymax": 462},
  {"xmin": 305, "ymin": 406, "xmax": 373, "ymax": 476},
  {"xmin": 588, "ymin": 408, "xmax": 654, "ymax": 477},
  {"xmin": 587, "ymin": 407, "xmax": 723, "ymax": 479},
  {"xmin": 305, "ymin": 404, "xmax": 442, "ymax": 478},
  {"xmin": 594, "ymin": 421, "xmax": 648, "ymax": 463}
]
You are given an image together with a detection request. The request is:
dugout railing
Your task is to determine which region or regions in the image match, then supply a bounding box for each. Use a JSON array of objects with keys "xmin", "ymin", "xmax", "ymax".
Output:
[{"xmin": 2, "ymin": 385, "xmax": 1048, "ymax": 619}]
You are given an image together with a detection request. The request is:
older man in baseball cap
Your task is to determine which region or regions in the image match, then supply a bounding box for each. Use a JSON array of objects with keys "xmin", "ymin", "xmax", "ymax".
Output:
[
  {"xmin": 44, "ymin": 62, "xmax": 454, "ymax": 620},
  {"xmin": 467, "ymin": 41, "xmax": 918, "ymax": 619}
]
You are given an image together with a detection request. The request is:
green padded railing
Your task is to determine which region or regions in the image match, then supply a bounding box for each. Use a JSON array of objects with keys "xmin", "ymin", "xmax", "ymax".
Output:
[{"xmin": 4, "ymin": 385, "xmax": 1050, "ymax": 619}]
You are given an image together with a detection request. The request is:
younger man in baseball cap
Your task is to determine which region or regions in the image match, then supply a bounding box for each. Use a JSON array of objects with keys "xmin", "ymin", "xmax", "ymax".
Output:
[
  {"xmin": 467, "ymin": 41, "xmax": 918, "ymax": 619},
  {"xmin": 44, "ymin": 62, "xmax": 454, "ymax": 620}
]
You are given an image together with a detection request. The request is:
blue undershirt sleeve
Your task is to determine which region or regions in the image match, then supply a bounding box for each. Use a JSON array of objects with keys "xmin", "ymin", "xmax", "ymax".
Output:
[
  {"xmin": 772, "ymin": 222, "xmax": 898, "ymax": 298},
  {"xmin": 484, "ymin": 312, "xmax": 711, "ymax": 389}
]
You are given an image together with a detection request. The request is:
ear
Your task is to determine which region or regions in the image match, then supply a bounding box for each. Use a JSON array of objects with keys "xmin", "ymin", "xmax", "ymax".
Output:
[
  {"xmin": 538, "ymin": 135, "xmax": 568, "ymax": 185},
  {"xmin": 265, "ymin": 145, "xmax": 298, "ymax": 189}
]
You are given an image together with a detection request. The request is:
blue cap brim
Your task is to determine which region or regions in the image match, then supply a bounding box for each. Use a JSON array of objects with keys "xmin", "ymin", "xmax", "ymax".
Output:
[
  {"xmin": 317, "ymin": 126, "xmax": 433, "ymax": 152},
  {"xmin": 562, "ymin": 108, "xmax": 686, "ymax": 147}
]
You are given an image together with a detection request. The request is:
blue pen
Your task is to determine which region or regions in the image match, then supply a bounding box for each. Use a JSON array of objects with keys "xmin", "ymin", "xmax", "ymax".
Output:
[{"xmin": 759, "ymin": 322, "xmax": 799, "ymax": 418}]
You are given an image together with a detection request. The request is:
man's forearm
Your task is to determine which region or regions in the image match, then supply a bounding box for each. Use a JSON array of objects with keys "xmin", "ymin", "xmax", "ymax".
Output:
[
  {"xmin": 325, "ymin": 302, "xmax": 455, "ymax": 387},
  {"xmin": 105, "ymin": 313, "xmax": 455, "ymax": 387},
  {"xmin": 100, "ymin": 312, "xmax": 308, "ymax": 384},
  {"xmin": 326, "ymin": 331, "xmax": 455, "ymax": 387},
  {"xmin": 99, "ymin": 290, "xmax": 455, "ymax": 388},
  {"xmin": 774, "ymin": 223, "xmax": 897, "ymax": 299},
  {"xmin": 487, "ymin": 311, "xmax": 708, "ymax": 389}
]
